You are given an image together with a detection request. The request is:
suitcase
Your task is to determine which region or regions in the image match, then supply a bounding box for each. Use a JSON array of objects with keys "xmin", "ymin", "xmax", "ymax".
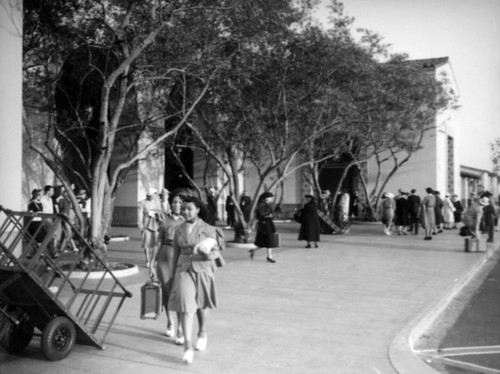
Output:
[
  {"xmin": 269, "ymin": 233, "xmax": 280, "ymax": 248},
  {"xmin": 140, "ymin": 279, "xmax": 161, "ymax": 320},
  {"xmin": 464, "ymin": 237, "xmax": 485, "ymax": 252}
]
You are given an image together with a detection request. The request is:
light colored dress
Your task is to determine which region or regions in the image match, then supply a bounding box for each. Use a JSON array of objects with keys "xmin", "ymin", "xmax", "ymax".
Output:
[
  {"xmin": 422, "ymin": 194, "xmax": 436, "ymax": 230},
  {"xmin": 442, "ymin": 197, "xmax": 455, "ymax": 223},
  {"xmin": 138, "ymin": 197, "xmax": 163, "ymax": 249},
  {"xmin": 168, "ymin": 219, "xmax": 221, "ymax": 313}
]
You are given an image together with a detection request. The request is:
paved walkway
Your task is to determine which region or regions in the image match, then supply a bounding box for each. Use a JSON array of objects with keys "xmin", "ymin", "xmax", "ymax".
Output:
[{"xmin": 0, "ymin": 221, "xmax": 496, "ymax": 374}]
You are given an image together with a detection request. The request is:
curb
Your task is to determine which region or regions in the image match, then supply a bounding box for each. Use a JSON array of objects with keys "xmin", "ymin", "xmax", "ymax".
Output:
[{"xmin": 389, "ymin": 244, "xmax": 499, "ymax": 374}]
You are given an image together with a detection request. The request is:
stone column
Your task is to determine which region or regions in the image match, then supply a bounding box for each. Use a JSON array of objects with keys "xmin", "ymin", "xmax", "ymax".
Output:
[{"xmin": 0, "ymin": 0, "xmax": 23, "ymax": 211}]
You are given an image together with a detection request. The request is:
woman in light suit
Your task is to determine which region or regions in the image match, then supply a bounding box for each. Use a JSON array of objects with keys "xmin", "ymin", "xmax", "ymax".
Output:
[{"xmin": 168, "ymin": 196, "xmax": 222, "ymax": 364}]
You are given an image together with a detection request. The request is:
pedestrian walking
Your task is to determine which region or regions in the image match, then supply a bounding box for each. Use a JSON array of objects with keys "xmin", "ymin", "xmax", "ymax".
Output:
[
  {"xmin": 407, "ymin": 189, "xmax": 421, "ymax": 235},
  {"xmin": 298, "ymin": 194, "xmax": 320, "ymax": 248},
  {"xmin": 138, "ymin": 188, "xmax": 164, "ymax": 271},
  {"xmin": 57, "ymin": 185, "xmax": 76, "ymax": 252},
  {"xmin": 250, "ymin": 192, "xmax": 277, "ymax": 263},
  {"xmin": 442, "ymin": 194, "xmax": 456, "ymax": 229},
  {"xmin": 168, "ymin": 196, "xmax": 222, "ymax": 364},
  {"xmin": 153, "ymin": 192, "xmax": 185, "ymax": 340},
  {"xmin": 379, "ymin": 192, "xmax": 395, "ymax": 235},
  {"xmin": 422, "ymin": 187, "xmax": 436, "ymax": 240}
]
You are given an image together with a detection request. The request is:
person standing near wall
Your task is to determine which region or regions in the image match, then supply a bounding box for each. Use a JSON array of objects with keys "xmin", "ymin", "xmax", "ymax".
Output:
[
  {"xmin": 433, "ymin": 191, "xmax": 445, "ymax": 234},
  {"xmin": 407, "ymin": 189, "xmax": 421, "ymax": 235},
  {"xmin": 451, "ymin": 194, "xmax": 463, "ymax": 229},
  {"xmin": 421, "ymin": 188, "xmax": 436, "ymax": 241},
  {"xmin": 442, "ymin": 194, "xmax": 456, "ymax": 229}
]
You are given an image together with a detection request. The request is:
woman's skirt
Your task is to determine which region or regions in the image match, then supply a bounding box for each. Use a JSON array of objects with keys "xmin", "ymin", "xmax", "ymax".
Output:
[
  {"xmin": 142, "ymin": 229, "xmax": 158, "ymax": 249},
  {"xmin": 168, "ymin": 268, "xmax": 217, "ymax": 313},
  {"xmin": 423, "ymin": 207, "xmax": 436, "ymax": 230},
  {"xmin": 156, "ymin": 244, "xmax": 175, "ymax": 309}
]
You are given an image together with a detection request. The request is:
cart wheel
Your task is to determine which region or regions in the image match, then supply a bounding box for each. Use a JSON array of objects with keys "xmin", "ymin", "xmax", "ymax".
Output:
[
  {"xmin": 41, "ymin": 317, "xmax": 76, "ymax": 361},
  {"xmin": 0, "ymin": 319, "xmax": 34, "ymax": 353}
]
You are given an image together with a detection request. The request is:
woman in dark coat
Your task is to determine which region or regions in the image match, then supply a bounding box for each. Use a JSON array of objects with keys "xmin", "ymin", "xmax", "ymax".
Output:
[
  {"xmin": 451, "ymin": 194, "xmax": 463, "ymax": 228},
  {"xmin": 394, "ymin": 193, "xmax": 410, "ymax": 235},
  {"xmin": 433, "ymin": 191, "xmax": 444, "ymax": 234},
  {"xmin": 250, "ymin": 192, "xmax": 277, "ymax": 263},
  {"xmin": 298, "ymin": 195, "xmax": 320, "ymax": 248}
]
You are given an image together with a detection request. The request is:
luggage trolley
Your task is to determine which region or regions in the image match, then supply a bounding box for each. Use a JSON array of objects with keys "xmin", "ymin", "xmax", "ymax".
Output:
[{"xmin": 0, "ymin": 207, "xmax": 132, "ymax": 361}]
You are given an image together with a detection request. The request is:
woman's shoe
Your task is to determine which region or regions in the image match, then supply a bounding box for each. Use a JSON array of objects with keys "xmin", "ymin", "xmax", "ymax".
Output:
[
  {"xmin": 175, "ymin": 336, "xmax": 185, "ymax": 345},
  {"xmin": 166, "ymin": 324, "xmax": 175, "ymax": 337},
  {"xmin": 182, "ymin": 349, "xmax": 194, "ymax": 364},
  {"xmin": 249, "ymin": 249, "xmax": 254, "ymax": 260},
  {"xmin": 195, "ymin": 334, "xmax": 207, "ymax": 351},
  {"xmin": 314, "ymin": 243, "xmax": 319, "ymax": 248},
  {"xmin": 305, "ymin": 244, "xmax": 311, "ymax": 248},
  {"xmin": 266, "ymin": 257, "xmax": 276, "ymax": 263}
]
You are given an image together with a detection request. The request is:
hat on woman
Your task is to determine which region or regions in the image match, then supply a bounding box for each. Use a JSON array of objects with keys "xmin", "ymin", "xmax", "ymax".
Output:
[
  {"xmin": 260, "ymin": 192, "xmax": 273, "ymax": 200},
  {"xmin": 386, "ymin": 192, "xmax": 394, "ymax": 199},
  {"xmin": 479, "ymin": 197, "xmax": 490, "ymax": 206},
  {"xmin": 147, "ymin": 187, "xmax": 158, "ymax": 196}
]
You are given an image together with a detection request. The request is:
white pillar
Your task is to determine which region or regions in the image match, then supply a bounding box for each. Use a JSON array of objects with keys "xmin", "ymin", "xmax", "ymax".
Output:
[{"xmin": 0, "ymin": 0, "xmax": 23, "ymax": 211}]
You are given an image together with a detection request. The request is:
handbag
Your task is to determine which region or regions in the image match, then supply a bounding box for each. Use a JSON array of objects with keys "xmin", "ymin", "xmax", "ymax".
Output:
[{"xmin": 293, "ymin": 209, "xmax": 302, "ymax": 223}]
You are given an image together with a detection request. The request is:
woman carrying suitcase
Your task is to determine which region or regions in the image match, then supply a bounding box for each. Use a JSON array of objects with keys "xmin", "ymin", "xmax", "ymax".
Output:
[{"xmin": 154, "ymin": 193, "xmax": 185, "ymax": 340}]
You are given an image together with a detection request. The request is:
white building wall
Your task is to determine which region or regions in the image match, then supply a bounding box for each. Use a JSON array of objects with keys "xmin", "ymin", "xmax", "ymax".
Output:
[
  {"xmin": 366, "ymin": 128, "xmax": 438, "ymax": 197},
  {"xmin": 0, "ymin": 0, "xmax": 23, "ymax": 211}
]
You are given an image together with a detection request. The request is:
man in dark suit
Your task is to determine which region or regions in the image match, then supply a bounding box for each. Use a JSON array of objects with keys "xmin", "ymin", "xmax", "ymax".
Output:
[
  {"xmin": 239, "ymin": 190, "xmax": 252, "ymax": 222},
  {"xmin": 407, "ymin": 189, "xmax": 421, "ymax": 235}
]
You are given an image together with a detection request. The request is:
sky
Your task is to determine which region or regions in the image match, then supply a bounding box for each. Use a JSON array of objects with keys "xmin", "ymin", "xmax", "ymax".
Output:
[{"xmin": 314, "ymin": 0, "xmax": 500, "ymax": 170}]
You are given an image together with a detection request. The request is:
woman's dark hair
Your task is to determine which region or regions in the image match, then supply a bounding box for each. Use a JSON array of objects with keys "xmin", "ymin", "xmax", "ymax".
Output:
[
  {"xmin": 425, "ymin": 187, "xmax": 434, "ymax": 194},
  {"xmin": 168, "ymin": 192, "xmax": 186, "ymax": 205},
  {"xmin": 183, "ymin": 196, "xmax": 202, "ymax": 209}
]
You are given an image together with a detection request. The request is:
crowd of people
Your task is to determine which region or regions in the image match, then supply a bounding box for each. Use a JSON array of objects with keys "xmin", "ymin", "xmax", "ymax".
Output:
[
  {"xmin": 377, "ymin": 188, "xmax": 498, "ymax": 242},
  {"xmin": 26, "ymin": 184, "xmax": 91, "ymax": 258}
]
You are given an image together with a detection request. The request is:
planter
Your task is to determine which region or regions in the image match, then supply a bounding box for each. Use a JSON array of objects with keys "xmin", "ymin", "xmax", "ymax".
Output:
[
  {"xmin": 61, "ymin": 262, "xmax": 139, "ymax": 280},
  {"xmin": 225, "ymin": 241, "xmax": 257, "ymax": 250}
]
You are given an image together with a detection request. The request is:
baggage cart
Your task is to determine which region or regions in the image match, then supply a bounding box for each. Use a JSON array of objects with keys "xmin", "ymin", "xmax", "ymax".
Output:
[{"xmin": 0, "ymin": 207, "xmax": 132, "ymax": 361}]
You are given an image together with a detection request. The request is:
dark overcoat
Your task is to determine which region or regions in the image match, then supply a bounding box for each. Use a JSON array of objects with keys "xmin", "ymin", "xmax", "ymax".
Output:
[
  {"xmin": 394, "ymin": 197, "xmax": 410, "ymax": 226},
  {"xmin": 298, "ymin": 201, "xmax": 320, "ymax": 242},
  {"xmin": 254, "ymin": 200, "xmax": 276, "ymax": 248}
]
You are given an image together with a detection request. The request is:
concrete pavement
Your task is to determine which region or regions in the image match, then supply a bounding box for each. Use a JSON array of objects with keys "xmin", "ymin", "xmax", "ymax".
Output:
[{"xmin": 0, "ymin": 221, "xmax": 496, "ymax": 374}]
